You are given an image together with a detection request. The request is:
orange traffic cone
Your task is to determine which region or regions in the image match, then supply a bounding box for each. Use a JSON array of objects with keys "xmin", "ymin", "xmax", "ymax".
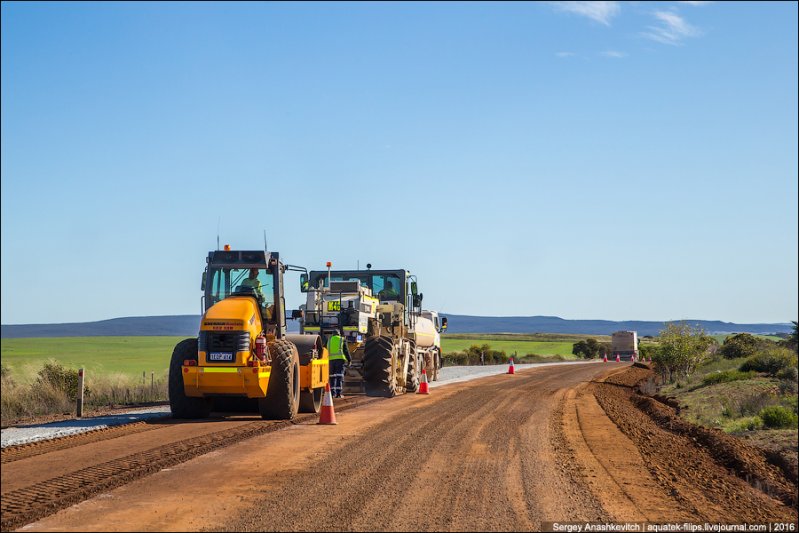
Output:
[
  {"xmin": 508, "ymin": 358, "xmax": 515, "ymax": 374},
  {"xmin": 318, "ymin": 383, "xmax": 337, "ymax": 425},
  {"xmin": 603, "ymin": 354, "xmax": 608, "ymax": 362},
  {"xmin": 615, "ymin": 353, "xmax": 620, "ymax": 362},
  {"xmin": 418, "ymin": 368, "xmax": 430, "ymax": 394}
]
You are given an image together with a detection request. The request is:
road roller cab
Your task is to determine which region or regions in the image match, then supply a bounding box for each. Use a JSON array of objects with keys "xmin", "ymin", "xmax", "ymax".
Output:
[{"xmin": 169, "ymin": 247, "xmax": 329, "ymax": 420}]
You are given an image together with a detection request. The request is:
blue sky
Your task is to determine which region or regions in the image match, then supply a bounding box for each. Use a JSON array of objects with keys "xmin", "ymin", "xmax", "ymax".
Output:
[{"xmin": 1, "ymin": 1, "xmax": 797, "ymax": 325}]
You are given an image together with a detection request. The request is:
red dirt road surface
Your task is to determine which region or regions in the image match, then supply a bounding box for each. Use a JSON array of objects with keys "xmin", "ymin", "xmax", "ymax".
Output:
[{"xmin": 2, "ymin": 363, "xmax": 796, "ymax": 531}]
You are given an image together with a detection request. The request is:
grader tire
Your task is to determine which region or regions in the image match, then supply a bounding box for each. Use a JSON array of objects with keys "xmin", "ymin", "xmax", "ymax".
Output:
[
  {"xmin": 259, "ymin": 339, "xmax": 300, "ymax": 420},
  {"xmin": 169, "ymin": 338, "xmax": 212, "ymax": 419},
  {"xmin": 405, "ymin": 342, "xmax": 419, "ymax": 393},
  {"xmin": 363, "ymin": 336, "xmax": 397, "ymax": 398}
]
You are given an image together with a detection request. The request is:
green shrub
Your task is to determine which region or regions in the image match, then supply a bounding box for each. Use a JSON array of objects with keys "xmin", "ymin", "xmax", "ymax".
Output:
[
  {"xmin": 724, "ymin": 416, "xmax": 764, "ymax": 433},
  {"xmin": 739, "ymin": 347, "xmax": 798, "ymax": 376},
  {"xmin": 702, "ymin": 370, "xmax": 757, "ymax": 386},
  {"xmin": 36, "ymin": 361, "xmax": 89, "ymax": 400},
  {"xmin": 759, "ymin": 405, "xmax": 799, "ymax": 429},
  {"xmin": 777, "ymin": 366, "xmax": 798, "ymax": 395},
  {"xmin": 1, "ymin": 363, "xmax": 13, "ymax": 387},
  {"xmin": 720, "ymin": 333, "xmax": 770, "ymax": 360}
]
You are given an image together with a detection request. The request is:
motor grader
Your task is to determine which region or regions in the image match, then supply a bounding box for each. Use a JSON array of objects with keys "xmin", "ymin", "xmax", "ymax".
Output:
[
  {"xmin": 298, "ymin": 266, "xmax": 447, "ymax": 397},
  {"xmin": 168, "ymin": 247, "xmax": 329, "ymax": 420}
]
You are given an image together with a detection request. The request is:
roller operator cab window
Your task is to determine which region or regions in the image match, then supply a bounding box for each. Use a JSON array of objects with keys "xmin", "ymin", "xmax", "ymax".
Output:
[{"xmin": 208, "ymin": 267, "xmax": 275, "ymax": 317}]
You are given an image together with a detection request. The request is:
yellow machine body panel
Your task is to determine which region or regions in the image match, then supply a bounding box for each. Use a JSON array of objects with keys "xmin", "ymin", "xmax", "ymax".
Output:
[
  {"xmin": 186, "ymin": 296, "xmax": 267, "ymax": 398},
  {"xmin": 300, "ymin": 355, "xmax": 330, "ymax": 389},
  {"xmin": 202, "ymin": 297, "xmax": 260, "ymax": 328},
  {"xmin": 182, "ymin": 366, "xmax": 272, "ymax": 398},
  {"xmin": 184, "ymin": 296, "xmax": 329, "ymax": 398}
]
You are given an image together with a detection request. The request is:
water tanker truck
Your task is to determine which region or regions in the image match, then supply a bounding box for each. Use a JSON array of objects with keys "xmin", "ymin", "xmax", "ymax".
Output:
[{"xmin": 298, "ymin": 265, "xmax": 447, "ymax": 396}]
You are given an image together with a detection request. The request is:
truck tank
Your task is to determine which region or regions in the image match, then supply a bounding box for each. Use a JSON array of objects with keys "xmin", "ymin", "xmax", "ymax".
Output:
[{"xmin": 411, "ymin": 315, "xmax": 437, "ymax": 349}]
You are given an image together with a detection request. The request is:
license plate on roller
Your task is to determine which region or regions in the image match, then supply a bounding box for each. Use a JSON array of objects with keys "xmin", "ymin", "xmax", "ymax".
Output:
[{"xmin": 208, "ymin": 352, "xmax": 234, "ymax": 362}]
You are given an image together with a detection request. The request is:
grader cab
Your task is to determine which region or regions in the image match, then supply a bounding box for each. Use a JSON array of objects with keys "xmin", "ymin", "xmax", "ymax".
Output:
[{"xmin": 168, "ymin": 248, "xmax": 329, "ymax": 420}]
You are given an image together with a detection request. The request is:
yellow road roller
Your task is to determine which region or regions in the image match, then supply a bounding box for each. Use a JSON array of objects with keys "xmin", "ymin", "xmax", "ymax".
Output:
[{"xmin": 169, "ymin": 247, "xmax": 328, "ymax": 420}]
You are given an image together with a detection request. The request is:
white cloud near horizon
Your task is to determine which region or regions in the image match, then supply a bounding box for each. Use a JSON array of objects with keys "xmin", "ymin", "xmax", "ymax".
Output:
[
  {"xmin": 548, "ymin": 1, "xmax": 621, "ymax": 26},
  {"xmin": 601, "ymin": 50, "xmax": 627, "ymax": 58},
  {"xmin": 642, "ymin": 10, "xmax": 701, "ymax": 45},
  {"xmin": 677, "ymin": 1, "xmax": 712, "ymax": 5}
]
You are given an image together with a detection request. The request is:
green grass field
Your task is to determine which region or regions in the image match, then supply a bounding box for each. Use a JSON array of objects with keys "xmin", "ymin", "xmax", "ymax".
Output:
[
  {"xmin": 441, "ymin": 337, "xmax": 577, "ymax": 358},
  {"xmin": 1, "ymin": 336, "xmax": 184, "ymax": 381},
  {"xmin": 1, "ymin": 333, "xmax": 592, "ymax": 380}
]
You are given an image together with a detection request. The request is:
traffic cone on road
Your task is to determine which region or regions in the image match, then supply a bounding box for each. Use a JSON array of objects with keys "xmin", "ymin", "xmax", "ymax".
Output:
[
  {"xmin": 508, "ymin": 358, "xmax": 515, "ymax": 374},
  {"xmin": 603, "ymin": 354, "xmax": 608, "ymax": 363},
  {"xmin": 318, "ymin": 383, "xmax": 337, "ymax": 425},
  {"xmin": 615, "ymin": 353, "xmax": 621, "ymax": 362},
  {"xmin": 418, "ymin": 368, "xmax": 430, "ymax": 395}
]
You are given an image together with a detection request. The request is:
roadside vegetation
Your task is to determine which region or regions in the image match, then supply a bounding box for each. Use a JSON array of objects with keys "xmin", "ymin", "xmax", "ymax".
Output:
[
  {"xmin": 647, "ymin": 322, "xmax": 798, "ymax": 468},
  {"xmin": 1, "ymin": 360, "xmax": 168, "ymax": 425}
]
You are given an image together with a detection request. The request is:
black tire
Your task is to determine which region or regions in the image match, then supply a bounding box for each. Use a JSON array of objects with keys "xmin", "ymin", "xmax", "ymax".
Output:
[
  {"xmin": 299, "ymin": 387, "xmax": 323, "ymax": 413},
  {"xmin": 259, "ymin": 339, "xmax": 300, "ymax": 420},
  {"xmin": 405, "ymin": 342, "xmax": 419, "ymax": 393},
  {"xmin": 362, "ymin": 336, "xmax": 397, "ymax": 398},
  {"xmin": 169, "ymin": 338, "xmax": 212, "ymax": 419}
]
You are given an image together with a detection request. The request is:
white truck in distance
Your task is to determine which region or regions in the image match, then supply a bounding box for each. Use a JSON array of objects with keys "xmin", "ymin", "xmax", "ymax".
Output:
[{"xmin": 611, "ymin": 330, "xmax": 638, "ymax": 360}]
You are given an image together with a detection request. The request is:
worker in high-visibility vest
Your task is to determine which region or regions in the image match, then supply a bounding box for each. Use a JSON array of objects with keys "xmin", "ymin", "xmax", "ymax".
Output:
[{"xmin": 327, "ymin": 330, "xmax": 351, "ymax": 399}]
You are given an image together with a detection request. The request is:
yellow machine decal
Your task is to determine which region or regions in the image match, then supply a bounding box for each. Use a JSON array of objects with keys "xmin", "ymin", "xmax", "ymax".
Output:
[
  {"xmin": 327, "ymin": 301, "xmax": 341, "ymax": 312},
  {"xmin": 202, "ymin": 367, "xmax": 240, "ymax": 373}
]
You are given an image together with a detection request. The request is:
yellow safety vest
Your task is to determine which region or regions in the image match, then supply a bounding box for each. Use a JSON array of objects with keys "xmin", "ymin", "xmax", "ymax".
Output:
[{"xmin": 327, "ymin": 336, "xmax": 347, "ymax": 361}]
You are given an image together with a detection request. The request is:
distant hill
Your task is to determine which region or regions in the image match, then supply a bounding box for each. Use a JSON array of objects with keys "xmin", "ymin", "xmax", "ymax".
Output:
[
  {"xmin": 0, "ymin": 314, "xmax": 792, "ymax": 338},
  {"xmin": 441, "ymin": 315, "xmax": 793, "ymax": 337}
]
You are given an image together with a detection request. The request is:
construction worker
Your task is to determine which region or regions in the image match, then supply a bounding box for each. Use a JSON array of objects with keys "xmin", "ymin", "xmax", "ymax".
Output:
[
  {"xmin": 378, "ymin": 280, "xmax": 398, "ymax": 300},
  {"xmin": 327, "ymin": 330, "xmax": 351, "ymax": 399},
  {"xmin": 241, "ymin": 269, "xmax": 274, "ymax": 321},
  {"xmin": 241, "ymin": 268, "xmax": 265, "ymax": 299}
]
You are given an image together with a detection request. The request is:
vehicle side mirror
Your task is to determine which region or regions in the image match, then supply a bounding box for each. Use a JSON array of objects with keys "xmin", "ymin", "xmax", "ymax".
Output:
[
  {"xmin": 201, "ymin": 271, "xmax": 207, "ymax": 291},
  {"xmin": 413, "ymin": 295, "xmax": 422, "ymax": 308},
  {"xmin": 411, "ymin": 281, "xmax": 418, "ymax": 295},
  {"xmin": 300, "ymin": 274, "xmax": 309, "ymax": 293},
  {"xmin": 291, "ymin": 309, "xmax": 303, "ymax": 320},
  {"xmin": 441, "ymin": 317, "xmax": 448, "ymax": 331}
]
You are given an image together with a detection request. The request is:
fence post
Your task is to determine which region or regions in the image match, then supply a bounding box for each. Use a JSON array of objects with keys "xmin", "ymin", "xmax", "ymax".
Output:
[
  {"xmin": 76, "ymin": 368, "xmax": 85, "ymax": 418},
  {"xmin": 150, "ymin": 371, "xmax": 154, "ymax": 397}
]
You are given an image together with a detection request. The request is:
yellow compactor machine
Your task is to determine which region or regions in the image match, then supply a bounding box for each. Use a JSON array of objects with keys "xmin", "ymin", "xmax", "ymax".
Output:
[{"xmin": 169, "ymin": 248, "xmax": 328, "ymax": 420}]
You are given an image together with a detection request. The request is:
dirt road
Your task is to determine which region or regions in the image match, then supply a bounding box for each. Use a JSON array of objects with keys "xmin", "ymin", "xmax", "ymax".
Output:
[{"xmin": 3, "ymin": 362, "xmax": 796, "ymax": 531}]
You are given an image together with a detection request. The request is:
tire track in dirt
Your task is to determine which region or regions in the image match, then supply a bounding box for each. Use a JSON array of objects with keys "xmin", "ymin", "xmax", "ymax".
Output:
[
  {"xmin": 1, "ymin": 397, "xmax": 381, "ymax": 532},
  {"xmin": 1, "ymin": 420, "xmax": 162, "ymax": 464},
  {"xmin": 219, "ymin": 363, "xmax": 610, "ymax": 532}
]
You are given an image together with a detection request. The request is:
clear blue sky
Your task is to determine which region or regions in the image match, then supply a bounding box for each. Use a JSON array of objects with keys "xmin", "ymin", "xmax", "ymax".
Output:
[{"xmin": 2, "ymin": 1, "xmax": 797, "ymax": 325}]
